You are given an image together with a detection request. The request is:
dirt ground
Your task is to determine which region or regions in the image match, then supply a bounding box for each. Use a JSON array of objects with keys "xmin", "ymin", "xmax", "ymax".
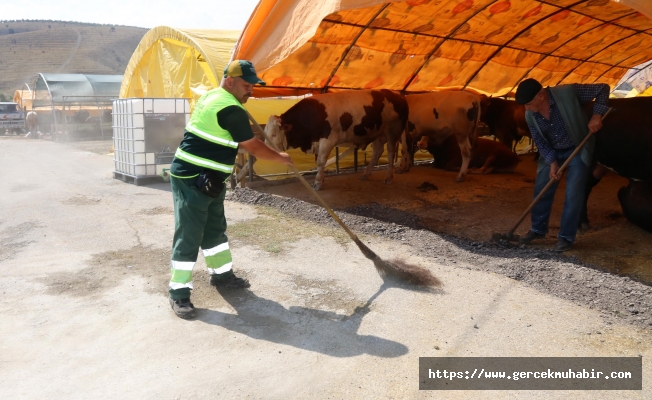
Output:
[
  {"xmin": 247, "ymin": 153, "xmax": 652, "ymax": 285},
  {"xmin": 2, "ymin": 137, "xmax": 651, "ymax": 399},
  {"xmin": 69, "ymin": 137, "xmax": 651, "ymax": 285}
]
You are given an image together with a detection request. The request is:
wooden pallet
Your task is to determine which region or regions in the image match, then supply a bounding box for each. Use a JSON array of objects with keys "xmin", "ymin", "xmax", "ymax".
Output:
[{"xmin": 113, "ymin": 171, "xmax": 165, "ymax": 186}]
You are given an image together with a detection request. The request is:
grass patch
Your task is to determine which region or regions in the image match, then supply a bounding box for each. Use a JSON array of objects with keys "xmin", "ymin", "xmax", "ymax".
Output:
[{"xmin": 227, "ymin": 205, "xmax": 350, "ymax": 254}]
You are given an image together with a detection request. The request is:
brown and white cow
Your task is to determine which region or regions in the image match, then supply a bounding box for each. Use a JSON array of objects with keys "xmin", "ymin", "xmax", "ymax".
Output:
[
  {"xmin": 479, "ymin": 96, "xmax": 531, "ymax": 152},
  {"xmin": 417, "ymin": 135, "xmax": 520, "ymax": 174},
  {"xmin": 265, "ymin": 89, "xmax": 408, "ymax": 190},
  {"xmin": 402, "ymin": 91, "xmax": 481, "ymax": 182}
]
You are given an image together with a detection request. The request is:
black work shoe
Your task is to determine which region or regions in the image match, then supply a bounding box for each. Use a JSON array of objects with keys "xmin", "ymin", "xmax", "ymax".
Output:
[
  {"xmin": 210, "ymin": 271, "xmax": 250, "ymax": 289},
  {"xmin": 519, "ymin": 230, "xmax": 546, "ymax": 244},
  {"xmin": 169, "ymin": 297, "xmax": 196, "ymax": 319},
  {"xmin": 553, "ymin": 238, "xmax": 573, "ymax": 253}
]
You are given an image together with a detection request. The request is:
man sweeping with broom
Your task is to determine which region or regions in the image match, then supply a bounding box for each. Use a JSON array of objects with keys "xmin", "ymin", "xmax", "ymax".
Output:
[
  {"xmin": 515, "ymin": 78, "xmax": 610, "ymax": 252},
  {"xmin": 168, "ymin": 60, "xmax": 293, "ymax": 319}
]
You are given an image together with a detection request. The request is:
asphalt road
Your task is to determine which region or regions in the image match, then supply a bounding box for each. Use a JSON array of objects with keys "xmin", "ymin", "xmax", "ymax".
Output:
[{"xmin": 1, "ymin": 137, "xmax": 649, "ymax": 399}]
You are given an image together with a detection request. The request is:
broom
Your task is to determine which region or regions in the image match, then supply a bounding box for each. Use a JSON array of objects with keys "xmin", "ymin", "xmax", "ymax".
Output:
[{"xmin": 245, "ymin": 111, "xmax": 441, "ymax": 287}]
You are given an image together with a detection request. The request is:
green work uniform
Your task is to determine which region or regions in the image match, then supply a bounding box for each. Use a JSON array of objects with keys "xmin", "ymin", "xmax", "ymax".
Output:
[{"xmin": 169, "ymin": 87, "xmax": 253, "ymax": 300}]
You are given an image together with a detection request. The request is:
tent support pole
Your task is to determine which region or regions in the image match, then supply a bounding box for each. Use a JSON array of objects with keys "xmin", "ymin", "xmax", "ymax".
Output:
[
  {"xmin": 461, "ymin": 0, "xmax": 587, "ymax": 92},
  {"xmin": 321, "ymin": 3, "xmax": 390, "ymax": 93}
]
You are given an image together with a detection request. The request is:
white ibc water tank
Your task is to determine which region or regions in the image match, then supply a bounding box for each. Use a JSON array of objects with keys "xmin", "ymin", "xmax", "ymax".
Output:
[{"xmin": 112, "ymin": 98, "xmax": 190, "ymax": 180}]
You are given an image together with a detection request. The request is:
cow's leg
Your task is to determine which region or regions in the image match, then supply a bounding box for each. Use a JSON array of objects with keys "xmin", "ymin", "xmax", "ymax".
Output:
[
  {"xmin": 313, "ymin": 140, "xmax": 335, "ymax": 190},
  {"xmin": 579, "ymin": 164, "xmax": 609, "ymax": 231},
  {"xmin": 396, "ymin": 130, "xmax": 411, "ymax": 173},
  {"xmin": 456, "ymin": 136, "xmax": 473, "ymax": 182},
  {"xmin": 360, "ymin": 139, "xmax": 384, "ymax": 181},
  {"xmin": 401, "ymin": 131, "xmax": 411, "ymax": 172},
  {"xmin": 384, "ymin": 136, "xmax": 398, "ymax": 184},
  {"xmin": 468, "ymin": 155, "xmax": 496, "ymax": 174},
  {"xmin": 479, "ymin": 155, "xmax": 496, "ymax": 174}
]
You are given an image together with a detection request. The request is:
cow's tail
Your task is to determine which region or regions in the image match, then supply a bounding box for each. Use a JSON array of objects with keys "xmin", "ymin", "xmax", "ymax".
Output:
[{"xmin": 470, "ymin": 98, "xmax": 481, "ymax": 150}]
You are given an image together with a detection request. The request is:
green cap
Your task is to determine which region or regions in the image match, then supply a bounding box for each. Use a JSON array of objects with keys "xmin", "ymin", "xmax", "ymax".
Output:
[{"xmin": 223, "ymin": 60, "xmax": 266, "ymax": 86}]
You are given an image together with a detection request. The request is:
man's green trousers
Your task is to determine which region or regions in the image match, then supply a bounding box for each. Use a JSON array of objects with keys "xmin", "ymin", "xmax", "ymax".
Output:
[{"xmin": 169, "ymin": 176, "xmax": 232, "ymax": 300}]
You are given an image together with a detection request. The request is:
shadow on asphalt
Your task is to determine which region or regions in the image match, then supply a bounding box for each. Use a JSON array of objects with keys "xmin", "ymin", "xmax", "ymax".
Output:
[{"xmin": 196, "ymin": 281, "xmax": 441, "ymax": 358}]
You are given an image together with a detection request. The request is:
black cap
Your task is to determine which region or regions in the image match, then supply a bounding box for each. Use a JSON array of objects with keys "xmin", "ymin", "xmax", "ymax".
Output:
[{"xmin": 515, "ymin": 78, "xmax": 543, "ymax": 104}]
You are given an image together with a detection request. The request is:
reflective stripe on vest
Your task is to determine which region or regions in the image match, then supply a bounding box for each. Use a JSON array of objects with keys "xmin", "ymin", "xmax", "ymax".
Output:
[
  {"xmin": 185, "ymin": 87, "xmax": 243, "ymax": 149},
  {"xmin": 174, "ymin": 148, "xmax": 234, "ymax": 173},
  {"xmin": 185, "ymin": 125, "xmax": 239, "ymax": 148}
]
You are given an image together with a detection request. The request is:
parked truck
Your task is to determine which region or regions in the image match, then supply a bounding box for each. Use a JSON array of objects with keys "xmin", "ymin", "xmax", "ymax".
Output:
[{"xmin": 0, "ymin": 102, "xmax": 25, "ymax": 135}]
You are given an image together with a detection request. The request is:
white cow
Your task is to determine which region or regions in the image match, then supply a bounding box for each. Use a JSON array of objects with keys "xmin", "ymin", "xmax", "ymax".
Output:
[{"xmin": 402, "ymin": 91, "xmax": 481, "ymax": 182}]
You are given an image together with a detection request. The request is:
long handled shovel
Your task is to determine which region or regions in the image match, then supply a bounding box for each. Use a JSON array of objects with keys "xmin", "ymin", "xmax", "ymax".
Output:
[
  {"xmin": 244, "ymin": 111, "xmax": 441, "ymax": 287},
  {"xmin": 491, "ymin": 107, "xmax": 613, "ymax": 242}
]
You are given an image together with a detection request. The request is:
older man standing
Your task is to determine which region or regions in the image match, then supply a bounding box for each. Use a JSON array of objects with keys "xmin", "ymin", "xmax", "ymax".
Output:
[
  {"xmin": 515, "ymin": 78, "xmax": 609, "ymax": 252},
  {"xmin": 168, "ymin": 60, "xmax": 293, "ymax": 319}
]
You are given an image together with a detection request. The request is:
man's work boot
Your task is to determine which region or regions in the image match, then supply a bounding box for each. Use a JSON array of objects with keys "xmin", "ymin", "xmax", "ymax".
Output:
[
  {"xmin": 210, "ymin": 270, "xmax": 250, "ymax": 289},
  {"xmin": 169, "ymin": 297, "xmax": 196, "ymax": 319},
  {"xmin": 553, "ymin": 238, "xmax": 573, "ymax": 253},
  {"xmin": 519, "ymin": 230, "xmax": 545, "ymax": 244}
]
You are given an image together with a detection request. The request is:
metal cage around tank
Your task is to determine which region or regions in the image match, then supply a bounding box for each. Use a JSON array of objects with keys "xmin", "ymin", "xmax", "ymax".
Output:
[{"xmin": 112, "ymin": 98, "xmax": 190, "ymax": 185}]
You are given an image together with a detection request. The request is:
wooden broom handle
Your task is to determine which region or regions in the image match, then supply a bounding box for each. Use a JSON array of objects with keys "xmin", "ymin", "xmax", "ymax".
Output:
[{"xmin": 245, "ymin": 111, "xmax": 360, "ymax": 241}]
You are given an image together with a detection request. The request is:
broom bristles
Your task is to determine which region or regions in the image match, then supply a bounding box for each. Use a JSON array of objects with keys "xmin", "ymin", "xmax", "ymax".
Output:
[
  {"xmin": 353, "ymin": 237, "xmax": 379, "ymax": 259},
  {"xmin": 376, "ymin": 258, "xmax": 443, "ymax": 287},
  {"xmin": 353, "ymin": 238, "xmax": 442, "ymax": 287}
]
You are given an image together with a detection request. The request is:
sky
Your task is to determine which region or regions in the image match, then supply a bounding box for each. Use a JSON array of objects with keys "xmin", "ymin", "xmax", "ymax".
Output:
[{"xmin": 0, "ymin": 0, "xmax": 260, "ymax": 30}]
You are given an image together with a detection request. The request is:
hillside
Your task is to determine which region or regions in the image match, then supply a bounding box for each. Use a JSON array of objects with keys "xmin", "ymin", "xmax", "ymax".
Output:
[{"xmin": 0, "ymin": 20, "xmax": 148, "ymax": 95}]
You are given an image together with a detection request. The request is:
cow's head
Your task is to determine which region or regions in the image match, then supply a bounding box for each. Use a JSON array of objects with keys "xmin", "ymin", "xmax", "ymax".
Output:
[{"xmin": 264, "ymin": 115, "xmax": 290, "ymax": 151}]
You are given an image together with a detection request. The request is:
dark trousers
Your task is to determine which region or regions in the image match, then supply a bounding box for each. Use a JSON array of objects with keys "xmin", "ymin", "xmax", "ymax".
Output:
[
  {"xmin": 530, "ymin": 147, "xmax": 590, "ymax": 243},
  {"xmin": 169, "ymin": 176, "xmax": 232, "ymax": 299}
]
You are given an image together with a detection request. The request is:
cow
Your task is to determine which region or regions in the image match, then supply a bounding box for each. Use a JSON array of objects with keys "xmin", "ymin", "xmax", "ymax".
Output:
[
  {"xmin": 579, "ymin": 97, "xmax": 652, "ymax": 232},
  {"xmin": 417, "ymin": 135, "xmax": 520, "ymax": 174},
  {"xmin": 401, "ymin": 90, "xmax": 481, "ymax": 182},
  {"xmin": 25, "ymin": 111, "xmax": 38, "ymax": 139},
  {"xmin": 479, "ymin": 96, "xmax": 531, "ymax": 152},
  {"xmin": 264, "ymin": 89, "xmax": 408, "ymax": 190},
  {"xmin": 618, "ymin": 180, "xmax": 652, "ymax": 233},
  {"xmin": 102, "ymin": 109, "xmax": 113, "ymax": 124},
  {"xmin": 73, "ymin": 110, "xmax": 90, "ymax": 124}
]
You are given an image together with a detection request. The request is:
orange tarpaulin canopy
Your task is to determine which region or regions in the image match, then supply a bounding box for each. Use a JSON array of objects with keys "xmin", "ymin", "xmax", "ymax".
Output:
[{"xmin": 234, "ymin": 0, "xmax": 652, "ymax": 97}]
